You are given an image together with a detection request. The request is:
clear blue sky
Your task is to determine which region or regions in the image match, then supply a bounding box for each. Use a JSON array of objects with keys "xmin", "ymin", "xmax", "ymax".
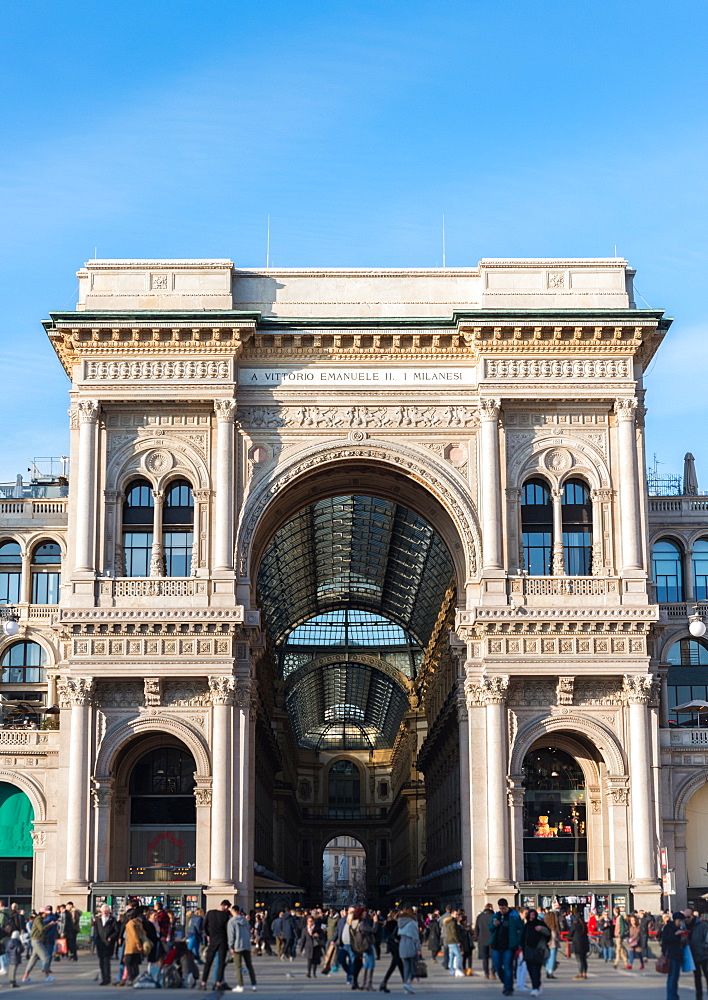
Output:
[{"xmin": 2, "ymin": 0, "xmax": 707, "ymax": 486}]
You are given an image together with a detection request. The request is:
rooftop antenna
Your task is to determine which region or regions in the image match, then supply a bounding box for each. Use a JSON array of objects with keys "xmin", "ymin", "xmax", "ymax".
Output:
[
  {"xmin": 442, "ymin": 215, "xmax": 446, "ymax": 269},
  {"xmin": 94, "ymin": 247, "xmax": 97, "ymax": 259},
  {"xmin": 614, "ymin": 244, "xmax": 617, "ymax": 258},
  {"xmin": 266, "ymin": 215, "xmax": 270, "ymax": 269}
]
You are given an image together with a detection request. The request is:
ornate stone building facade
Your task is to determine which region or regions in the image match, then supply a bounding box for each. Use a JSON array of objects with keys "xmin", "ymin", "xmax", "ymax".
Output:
[{"xmin": 0, "ymin": 257, "xmax": 704, "ymax": 917}]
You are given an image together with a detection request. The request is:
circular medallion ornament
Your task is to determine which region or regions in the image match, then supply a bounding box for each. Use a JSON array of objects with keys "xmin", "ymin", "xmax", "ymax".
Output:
[
  {"xmin": 544, "ymin": 449, "xmax": 571, "ymax": 474},
  {"xmin": 348, "ymin": 430, "xmax": 369, "ymax": 442},
  {"xmin": 144, "ymin": 450, "xmax": 173, "ymax": 475}
]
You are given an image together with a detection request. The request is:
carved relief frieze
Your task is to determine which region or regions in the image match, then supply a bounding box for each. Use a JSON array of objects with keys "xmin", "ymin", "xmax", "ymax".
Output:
[
  {"xmin": 236, "ymin": 404, "xmax": 478, "ymax": 430},
  {"xmin": 485, "ymin": 358, "xmax": 630, "ymax": 380},
  {"xmin": 162, "ymin": 680, "xmax": 211, "ymax": 707},
  {"xmin": 508, "ymin": 679, "xmax": 556, "ymax": 707},
  {"xmin": 94, "ymin": 681, "xmax": 145, "ymax": 708},
  {"xmin": 573, "ymin": 679, "xmax": 624, "ymax": 706},
  {"xmin": 84, "ymin": 359, "xmax": 232, "ymax": 381}
]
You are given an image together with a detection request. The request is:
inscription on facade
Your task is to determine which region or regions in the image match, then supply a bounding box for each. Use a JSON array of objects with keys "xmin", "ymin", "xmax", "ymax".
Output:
[{"xmin": 238, "ymin": 366, "xmax": 476, "ymax": 388}]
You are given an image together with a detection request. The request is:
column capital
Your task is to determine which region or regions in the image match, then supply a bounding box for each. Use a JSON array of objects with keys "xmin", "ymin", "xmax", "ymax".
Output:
[
  {"xmin": 614, "ymin": 397, "xmax": 638, "ymax": 421},
  {"xmin": 479, "ymin": 397, "xmax": 501, "ymax": 421},
  {"xmin": 466, "ymin": 674, "xmax": 509, "ymax": 707},
  {"xmin": 214, "ymin": 399, "xmax": 238, "ymax": 422},
  {"xmin": 193, "ymin": 489, "xmax": 213, "ymax": 502},
  {"xmin": 194, "ymin": 778, "xmax": 213, "ymax": 807},
  {"xmin": 151, "ymin": 489, "xmax": 165, "ymax": 506},
  {"xmin": 59, "ymin": 676, "xmax": 95, "ymax": 708},
  {"xmin": 209, "ymin": 675, "xmax": 236, "ymax": 706},
  {"xmin": 455, "ymin": 680, "xmax": 468, "ymax": 722},
  {"xmin": 78, "ymin": 399, "xmax": 100, "ymax": 424},
  {"xmin": 605, "ymin": 775, "xmax": 630, "ymax": 806},
  {"xmin": 623, "ymin": 673, "xmax": 653, "ymax": 704},
  {"xmin": 505, "ymin": 487, "xmax": 522, "ymax": 501},
  {"xmin": 91, "ymin": 777, "xmax": 114, "ymax": 809}
]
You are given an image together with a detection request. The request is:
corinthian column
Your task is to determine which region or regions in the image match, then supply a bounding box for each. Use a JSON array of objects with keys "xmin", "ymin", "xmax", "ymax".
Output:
[
  {"xmin": 623, "ymin": 675, "xmax": 657, "ymax": 882},
  {"xmin": 479, "ymin": 399, "xmax": 503, "ymax": 571},
  {"xmin": 483, "ymin": 675, "xmax": 511, "ymax": 888},
  {"xmin": 63, "ymin": 677, "xmax": 94, "ymax": 888},
  {"xmin": 74, "ymin": 401, "xmax": 100, "ymax": 573},
  {"xmin": 551, "ymin": 488, "xmax": 565, "ymax": 575},
  {"xmin": 208, "ymin": 676, "xmax": 235, "ymax": 886},
  {"xmin": 615, "ymin": 399, "xmax": 643, "ymax": 572},
  {"xmin": 150, "ymin": 490, "xmax": 165, "ymax": 577},
  {"xmin": 214, "ymin": 400, "xmax": 237, "ymax": 572}
]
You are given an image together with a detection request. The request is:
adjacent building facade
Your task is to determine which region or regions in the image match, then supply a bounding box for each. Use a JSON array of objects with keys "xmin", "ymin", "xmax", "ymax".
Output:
[{"xmin": 0, "ymin": 257, "xmax": 705, "ymax": 919}]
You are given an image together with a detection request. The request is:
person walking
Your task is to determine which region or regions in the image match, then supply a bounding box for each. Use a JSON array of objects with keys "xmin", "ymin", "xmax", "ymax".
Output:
[
  {"xmin": 612, "ymin": 906, "xmax": 628, "ymax": 969},
  {"xmin": 441, "ymin": 909, "xmax": 464, "ymax": 977},
  {"xmin": 122, "ymin": 907, "xmax": 148, "ymax": 986},
  {"xmin": 186, "ymin": 908, "xmax": 205, "ymax": 964},
  {"xmin": 426, "ymin": 912, "xmax": 441, "ymax": 963},
  {"xmin": 228, "ymin": 904, "xmax": 257, "ymax": 993},
  {"xmin": 22, "ymin": 907, "xmax": 55, "ymax": 984},
  {"xmin": 686, "ymin": 910, "xmax": 708, "ymax": 1000},
  {"xmin": 200, "ymin": 900, "xmax": 232, "ymax": 991},
  {"xmin": 474, "ymin": 903, "xmax": 495, "ymax": 980},
  {"xmin": 351, "ymin": 906, "xmax": 375, "ymax": 991},
  {"xmin": 625, "ymin": 914, "xmax": 645, "ymax": 970},
  {"xmin": 569, "ymin": 912, "xmax": 590, "ymax": 980},
  {"xmin": 397, "ymin": 909, "xmax": 421, "ymax": 996},
  {"xmin": 299, "ymin": 914, "xmax": 323, "ymax": 980},
  {"xmin": 598, "ymin": 913, "xmax": 614, "ymax": 963},
  {"xmin": 64, "ymin": 902, "xmax": 79, "ymax": 962},
  {"xmin": 521, "ymin": 908, "xmax": 550, "ymax": 997},
  {"xmin": 489, "ymin": 898, "xmax": 523, "ymax": 997},
  {"xmin": 6, "ymin": 930, "xmax": 24, "ymax": 987},
  {"xmin": 460, "ymin": 916, "xmax": 474, "ymax": 975},
  {"xmin": 662, "ymin": 911, "xmax": 688, "ymax": 1000},
  {"xmin": 93, "ymin": 903, "xmax": 119, "ymax": 986},
  {"xmin": 281, "ymin": 910, "xmax": 297, "ymax": 962},
  {"xmin": 378, "ymin": 910, "xmax": 404, "ymax": 993},
  {"xmin": 541, "ymin": 908, "xmax": 560, "ymax": 979}
]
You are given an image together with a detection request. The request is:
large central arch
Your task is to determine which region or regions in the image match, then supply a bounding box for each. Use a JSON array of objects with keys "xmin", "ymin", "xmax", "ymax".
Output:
[{"xmin": 235, "ymin": 438, "xmax": 480, "ymax": 596}]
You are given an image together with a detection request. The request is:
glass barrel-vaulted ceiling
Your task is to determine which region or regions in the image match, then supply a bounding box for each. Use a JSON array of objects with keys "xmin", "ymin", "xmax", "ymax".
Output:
[{"xmin": 257, "ymin": 495, "xmax": 455, "ymax": 751}]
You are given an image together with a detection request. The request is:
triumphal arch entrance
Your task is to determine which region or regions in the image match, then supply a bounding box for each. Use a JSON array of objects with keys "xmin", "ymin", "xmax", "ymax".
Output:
[{"xmin": 27, "ymin": 258, "xmax": 670, "ymax": 915}]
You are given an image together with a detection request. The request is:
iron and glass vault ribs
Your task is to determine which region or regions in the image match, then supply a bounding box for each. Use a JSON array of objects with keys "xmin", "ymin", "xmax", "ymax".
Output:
[{"xmin": 4, "ymin": 256, "xmax": 702, "ymax": 917}]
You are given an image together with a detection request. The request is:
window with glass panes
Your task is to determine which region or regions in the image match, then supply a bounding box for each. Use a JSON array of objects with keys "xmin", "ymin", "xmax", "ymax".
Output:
[
  {"xmin": 666, "ymin": 640, "xmax": 708, "ymax": 726},
  {"xmin": 163, "ymin": 480, "xmax": 194, "ymax": 576},
  {"xmin": 1, "ymin": 642, "xmax": 46, "ymax": 684},
  {"xmin": 122, "ymin": 480, "xmax": 153, "ymax": 577},
  {"xmin": 652, "ymin": 539, "xmax": 684, "ymax": 602},
  {"xmin": 30, "ymin": 541, "xmax": 61, "ymax": 604},
  {"xmin": 521, "ymin": 479, "xmax": 552, "ymax": 575},
  {"xmin": 0, "ymin": 542, "xmax": 21, "ymax": 604},
  {"xmin": 693, "ymin": 539, "xmax": 708, "ymax": 602},
  {"xmin": 562, "ymin": 479, "xmax": 592, "ymax": 575}
]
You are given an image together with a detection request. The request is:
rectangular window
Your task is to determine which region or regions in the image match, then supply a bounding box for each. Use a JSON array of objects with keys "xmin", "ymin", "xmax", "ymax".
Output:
[
  {"xmin": 164, "ymin": 532, "xmax": 193, "ymax": 577},
  {"xmin": 563, "ymin": 529, "xmax": 592, "ymax": 576},
  {"xmin": 31, "ymin": 572, "xmax": 60, "ymax": 605},
  {"xmin": 523, "ymin": 532, "xmax": 552, "ymax": 575},
  {"xmin": 0, "ymin": 573, "xmax": 20, "ymax": 604},
  {"xmin": 123, "ymin": 532, "xmax": 153, "ymax": 578}
]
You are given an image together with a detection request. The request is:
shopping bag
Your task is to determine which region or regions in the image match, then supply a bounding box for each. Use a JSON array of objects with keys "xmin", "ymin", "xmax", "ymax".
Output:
[
  {"xmin": 55, "ymin": 938, "xmax": 68, "ymax": 956},
  {"xmin": 682, "ymin": 947, "xmax": 696, "ymax": 973},
  {"xmin": 655, "ymin": 954, "xmax": 670, "ymax": 974},
  {"xmin": 415, "ymin": 958, "xmax": 428, "ymax": 978}
]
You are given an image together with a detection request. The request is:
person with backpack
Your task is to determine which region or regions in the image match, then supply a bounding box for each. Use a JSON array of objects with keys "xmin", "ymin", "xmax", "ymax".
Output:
[{"xmin": 350, "ymin": 906, "xmax": 375, "ymax": 991}]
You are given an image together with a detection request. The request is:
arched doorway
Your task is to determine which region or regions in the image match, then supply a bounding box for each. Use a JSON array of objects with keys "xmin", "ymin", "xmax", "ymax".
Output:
[
  {"xmin": 128, "ymin": 746, "xmax": 197, "ymax": 882},
  {"xmin": 0, "ymin": 782, "xmax": 34, "ymax": 906},
  {"xmin": 323, "ymin": 835, "xmax": 366, "ymax": 906},
  {"xmin": 522, "ymin": 747, "xmax": 587, "ymax": 881},
  {"xmin": 249, "ymin": 480, "xmax": 466, "ymax": 905},
  {"xmin": 686, "ymin": 781, "xmax": 708, "ymax": 909}
]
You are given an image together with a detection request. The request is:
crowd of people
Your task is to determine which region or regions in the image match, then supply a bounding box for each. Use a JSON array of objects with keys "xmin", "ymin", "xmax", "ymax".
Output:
[{"xmin": 0, "ymin": 894, "xmax": 705, "ymax": 996}]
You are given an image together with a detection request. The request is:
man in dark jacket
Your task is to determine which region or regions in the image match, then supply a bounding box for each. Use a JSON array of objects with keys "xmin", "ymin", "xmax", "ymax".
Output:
[
  {"xmin": 686, "ymin": 910, "xmax": 708, "ymax": 1000},
  {"xmin": 93, "ymin": 904, "xmax": 119, "ymax": 986},
  {"xmin": 662, "ymin": 912, "xmax": 688, "ymax": 1000},
  {"xmin": 489, "ymin": 899, "xmax": 523, "ymax": 997},
  {"xmin": 200, "ymin": 900, "xmax": 232, "ymax": 991},
  {"xmin": 475, "ymin": 903, "xmax": 495, "ymax": 979}
]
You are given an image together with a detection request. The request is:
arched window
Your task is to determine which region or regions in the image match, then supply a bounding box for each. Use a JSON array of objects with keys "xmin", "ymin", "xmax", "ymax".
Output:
[
  {"xmin": 693, "ymin": 539, "xmax": 708, "ymax": 602},
  {"xmin": 652, "ymin": 539, "xmax": 684, "ymax": 603},
  {"xmin": 30, "ymin": 541, "xmax": 61, "ymax": 605},
  {"xmin": 122, "ymin": 480, "xmax": 154, "ymax": 578},
  {"xmin": 521, "ymin": 479, "xmax": 552, "ymax": 575},
  {"xmin": 522, "ymin": 747, "xmax": 587, "ymax": 881},
  {"xmin": 666, "ymin": 639, "xmax": 708, "ymax": 726},
  {"xmin": 129, "ymin": 746, "xmax": 196, "ymax": 882},
  {"xmin": 1, "ymin": 642, "xmax": 46, "ymax": 684},
  {"xmin": 0, "ymin": 542, "xmax": 21, "ymax": 604},
  {"xmin": 562, "ymin": 479, "xmax": 592, "ymax": 575},
  {"xmin": 328, "ymin": 760, "xmax": 361, "ymax": 820},
  {"xmin": 163, "ymin": 480, "xmax": 194, "ymax": 577},
  {"xmin": 666, "ymin": 638, "xmax": 708, "ymax": 666}
]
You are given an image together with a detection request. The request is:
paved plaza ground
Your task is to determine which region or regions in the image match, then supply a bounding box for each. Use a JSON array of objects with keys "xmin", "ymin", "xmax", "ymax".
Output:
[{"xmin": 0, "ymin": 949, "xmax": 696, "ymax": 998}]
